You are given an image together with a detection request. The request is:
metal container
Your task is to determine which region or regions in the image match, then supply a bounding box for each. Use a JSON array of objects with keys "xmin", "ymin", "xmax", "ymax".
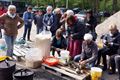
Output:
[
  {"xmin": 13, "ymin": 69, "xmax": 34, "ymax": 80},
  {"xmin": 0, "ymin": 60, "xmax": 16, "ymax": 80}
]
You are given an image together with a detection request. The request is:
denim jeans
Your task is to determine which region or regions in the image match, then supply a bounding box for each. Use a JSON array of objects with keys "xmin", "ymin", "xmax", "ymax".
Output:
[
  {"xmin": 4, "ymin": 35, "xmax": 16, "ymax": 57},
  {"xmin": 74, "ymin": 54, "xmax": 96, "ymax": 67},
  {"xmin": 23, "ymin": 24, "xmax": 32, "ymax": 40}
]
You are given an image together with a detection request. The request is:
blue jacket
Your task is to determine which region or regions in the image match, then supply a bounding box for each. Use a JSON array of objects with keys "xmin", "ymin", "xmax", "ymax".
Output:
[
  {"xmin": 43, "ymin": 13, "xmax": 56, "ymax": 31},
  {"xmin": 23, "ymin": 11, "xmax": 34, "ymax": 25}
]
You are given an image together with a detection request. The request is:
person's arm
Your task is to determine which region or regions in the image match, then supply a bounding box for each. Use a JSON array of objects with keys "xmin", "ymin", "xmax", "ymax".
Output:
[
  {"xmin": 51, "ymin": 36, "xmax": 56, "ymax": 49},
  {"xmin": 51, "ymin": 14, "xmax": 57, "ymax": 27},
  {"xmin": 34, "ymin": 16, "xmax": 37, "ymax": 25},
  {"xmin": 42, "ymin": 14, "xmax": 48, "ymax": 27},
  {"xmin": 17, "ymin": 16, "xmax": 24, "ymax": 29},
  {"xmin": 85, "ymin": 43, "xmax": 98, "ymax": 64},
  {"xmin": 80, "ymin": 42, "xmax": 85, "ymax": 60},
  {"xmin": 0, "ymin": 14, "xmax": 5, "ymax": 29},
  {"xmin": 23, "ymin": 12, "xmax": 29, "ymax": 23},
  {"xmin": 110, "ymin": 35, "xmax": 120, "ymax": 47},
  {"xmin": 31, "ymin": 13, "xmax": 34, "ymax": 22},
  {"xmin": 62, "ymin": 37, "xmax": 67, "ymax": 49}
]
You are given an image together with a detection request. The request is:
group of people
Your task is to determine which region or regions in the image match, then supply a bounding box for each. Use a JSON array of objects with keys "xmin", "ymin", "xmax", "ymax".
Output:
[{"xmin": 0, "ymin": 4, "xmax": 120, "ymax": 80}]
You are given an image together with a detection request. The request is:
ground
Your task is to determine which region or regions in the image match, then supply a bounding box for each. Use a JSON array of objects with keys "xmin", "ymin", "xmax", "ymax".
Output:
[{"xmin": 0, "ymin": 23, "xmax": 119, "ymax": 80}]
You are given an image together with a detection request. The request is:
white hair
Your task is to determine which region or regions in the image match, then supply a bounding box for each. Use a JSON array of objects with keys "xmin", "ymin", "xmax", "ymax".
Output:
[
  {"xmin": 46, "ymin": 6, "xmax": 53, "ymax": 11},
  {"xmin": 84, "ymin": 33, "xmax": 93, "ymax": 41},
  {"xmin": 8, "ymin": 5, "xmax": 16, "ymax": 10},
  {"xmin": 66, "ymin": 10, "xmax": 74, "ymax": 17}
]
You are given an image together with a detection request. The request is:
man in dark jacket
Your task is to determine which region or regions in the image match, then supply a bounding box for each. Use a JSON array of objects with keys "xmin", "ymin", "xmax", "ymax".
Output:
[
  {"xmin": 43, "ymin": 6, "xmax": 56, "ymax": 36},
  {"xmin": 86, "ymin": 10, "xmax": 97, "ymax": 32},
  {"xmin": 34, "ymin": 10, "xmax": 43, "ymax": 34},
  {"xmin": 96, "ymin": 24, "xmax": 120, "ymax": 73},
  {"xmin": 54, "ymin": 8, "xmax": 62, "ymax": 30}
]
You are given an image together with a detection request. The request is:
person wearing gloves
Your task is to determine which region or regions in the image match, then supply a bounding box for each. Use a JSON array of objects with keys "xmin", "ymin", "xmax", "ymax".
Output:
[
  {"xmin": 74, "ymin": 33, "xmax": 98, "ymax": 67},
  {"xmin": 96, "ymin": 24, "xmax": 120, "ymax": 73},
  {"xmin": 0, "ymin": 5, "xmax": 24, "ymax": 57},
  {"xmin": 43, "ymin": 6, "xmax": 56, "ymax": 36},
  {"xmin": 23, "ymin": 6, "xmax": 33, "ymax": 41}
]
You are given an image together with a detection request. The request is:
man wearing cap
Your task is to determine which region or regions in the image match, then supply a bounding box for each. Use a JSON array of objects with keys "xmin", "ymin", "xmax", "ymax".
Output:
[
  {"xmin": 74, "ymin": 33, "xmax": 98, "ymax": 67},
  {"xmin": 96, "ymin": 24, "xmax": 120, "ymax": 74}
]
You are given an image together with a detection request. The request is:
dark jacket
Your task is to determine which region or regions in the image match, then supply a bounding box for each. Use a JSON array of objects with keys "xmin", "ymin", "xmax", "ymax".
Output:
[
  {"xmin": 51, "ymin": 36, "xmax": 67, "ymax": 49},
  {"xmin": 68, "ymin": 20, "xmax": 85, "ymax": 40},
  {"xmin": 34, "ymin": 14, "xmax": 43, "ymax": 28},
  {"xmin": 43, "ymin": 13, "xmax": 56, "ymax": 31},
  {"xmin": 54, "ymin": 13, "xmax": 62, "ymax": 29},
  {"xmin": 101, "ymin": 31, "xmax": 120, "ymax": 54},
  {"xmin": 86, "ymin": 16, "xmax": 97, "ymax": 32},
  {"xmin": 81, "ymin": 41, "xmax": 98, "ymax": 64}
]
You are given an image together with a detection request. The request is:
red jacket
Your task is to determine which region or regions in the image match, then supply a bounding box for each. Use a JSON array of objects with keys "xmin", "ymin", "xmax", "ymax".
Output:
[{"xmin": 0, "ymin": 9, "xmax": 7, "ymax": 24}]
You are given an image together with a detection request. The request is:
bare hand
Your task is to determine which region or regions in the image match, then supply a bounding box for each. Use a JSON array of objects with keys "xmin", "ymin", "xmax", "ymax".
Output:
[{"xmin": 79, "ymin": 60, "xmax": 86, "ymax": 65}]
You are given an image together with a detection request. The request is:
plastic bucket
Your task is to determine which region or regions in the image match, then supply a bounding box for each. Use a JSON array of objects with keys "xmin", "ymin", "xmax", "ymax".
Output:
[{"xmin": 90, "ymin": 67, "xmax": 103, "ymax": 80}]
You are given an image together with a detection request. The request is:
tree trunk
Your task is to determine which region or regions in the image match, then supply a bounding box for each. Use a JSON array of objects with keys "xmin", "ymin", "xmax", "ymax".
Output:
[
  {"xmin": 95, "ymin": 0, "xmax": 99, "ymax": 13},
  {"xmin": 104, "ymin": 0, "xmax": 107, "ymax": 11},
  {"xmin": 113, "ymin": 0, "xmax": 117, "ymax": 13},
  {"xmin": 53, "ymin": 0, "xmax": 56, "ymax": 8},
  {"xmin": 82, "ymin": 0, "xmax": 85, "ymax": 9}
]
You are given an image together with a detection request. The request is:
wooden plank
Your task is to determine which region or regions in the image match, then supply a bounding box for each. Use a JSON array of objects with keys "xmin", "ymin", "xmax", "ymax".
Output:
[
  {"xmin": 42, "ymin": 63, "xmax": 90, "ymax": 80},
  {"xmin": 57, "ymin": 65, "xmax": 77, "ymax": 74},
  {"xmin": 14, "ymin": 45, "xmax": 28, "ymax": 54},
  {"xmin": 14, "ymin": 47, "xmax": 26, "ymax": 56},
  {"xmin": 13, "ymin": 50, "xmax": 23, "ymax": 56}
]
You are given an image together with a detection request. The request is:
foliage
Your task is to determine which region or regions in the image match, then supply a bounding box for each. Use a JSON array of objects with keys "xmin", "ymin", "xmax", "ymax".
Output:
[{"xmin": 28, "ymin": 0, "xmax": 119, "ymax": 12}]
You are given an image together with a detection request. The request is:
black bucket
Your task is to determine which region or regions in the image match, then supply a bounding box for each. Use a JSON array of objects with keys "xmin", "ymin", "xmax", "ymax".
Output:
[
  {"xmin": 0, "ymin": 60, "xmax": 16, "ymax": 80},
  {"xmin": 13, "ymin": 69, "xmax": 34, "ymax": 80}
]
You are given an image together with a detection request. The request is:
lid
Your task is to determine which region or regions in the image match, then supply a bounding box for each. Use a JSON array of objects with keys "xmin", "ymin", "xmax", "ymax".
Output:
[
  {"xmin": 0, "ymin": 56, "xmax": 11, "ymax": 61},
  {"xmin": 91, "ymin": 67, "xmax": 102, "ymax": 72},
  {"xmin": 0, "ymin": 60, "xmax": 16, "ymax": 69},
  {"xmin": 14, "ymin": 69, "xmax": 34, "ymax": 77}
]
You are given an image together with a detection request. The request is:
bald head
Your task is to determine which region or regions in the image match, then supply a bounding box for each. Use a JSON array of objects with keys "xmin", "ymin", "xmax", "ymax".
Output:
[{"xmin": 109, "ymin": 23, "xmax": 118, "ymax": 35}]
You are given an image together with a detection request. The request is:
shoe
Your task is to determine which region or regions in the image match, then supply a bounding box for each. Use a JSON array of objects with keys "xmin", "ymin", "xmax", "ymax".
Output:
[
  {"xmin": 27, "ymin": 39, "xmax": 33, "ymax": 42},
  {"xmin": 102, "ymin": 66, "xmax": 107, "ymax": 71},
  {"xmin": 108, "ymin": 70, "xmax": 115, "ymax": 75}
]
